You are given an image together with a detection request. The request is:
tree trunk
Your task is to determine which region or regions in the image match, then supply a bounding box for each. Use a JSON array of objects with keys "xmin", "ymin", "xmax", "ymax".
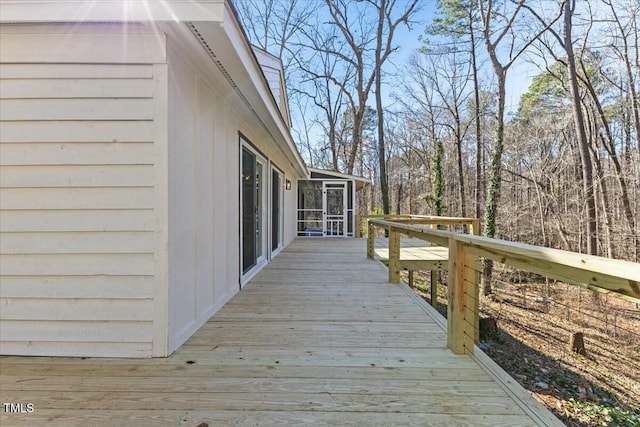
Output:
[
  {"xmin": 592, "ymin": 145, "xmax": 615, "ymax": 258},
  {"xmin": 376, "ymin": 1, "xmax": 390, "ymax": 215},
  {"xmin": 347, "ymin": 109, "xmax": 362, "ymax": 175},
  {"xmin": 564, "ymin": 0, "xmax": 597, "ymax": 255},
  {"xmin": 470, "ymin": 13, "xmax": 483, "ymax": 223},
  {"xmin": 329, "ymin": 126, "xmax": 339, "ymax": 171},
  {"xmin": 456, "ymin": 120, "xmax": 467, "ymax": 218},
  {"xmin": 433, "ymin": 136, "xmax": 445, "ymax": 217},
  {"xmin": 482, "ymin": 70, "xmax": 506, "ymax": 295},
  {"xmin": 569, "ymin": 332, "xmax": 586, "ymax": 355}
]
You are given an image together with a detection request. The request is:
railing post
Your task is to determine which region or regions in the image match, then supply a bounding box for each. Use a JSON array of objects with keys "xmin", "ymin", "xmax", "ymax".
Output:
[
  {"xmin": 447, "ymin": 238, "xmax": 478, "ymax": 354},
  {"xmin": 388, "ymin": 226, "xmax": 401, "ymax": 283},
  {"xmin": 367, "ymin": 222, "xmax": 375, "ymax": 259},
  {"xmin": 430, "ymin": 271, "xmax": 438, "ymax": 308},
  {"xmin": 470, "ymin": 219, "xmax": 480, "ymax": 236}
]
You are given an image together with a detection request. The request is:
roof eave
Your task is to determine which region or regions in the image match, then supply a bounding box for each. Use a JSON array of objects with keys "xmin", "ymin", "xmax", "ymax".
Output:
[{"xmin": 0, "ymin": 0, "xmax": 226, "ymax": 23}]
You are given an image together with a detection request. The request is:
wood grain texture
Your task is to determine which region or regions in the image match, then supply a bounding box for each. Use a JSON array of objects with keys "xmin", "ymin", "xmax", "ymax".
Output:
[
  {"xmin": 0, "ymin": 165, "xmax": 155, "ymax": 188},
  {"xmin": 370, "ymin": 219, "xmax": 640, "ymax": 301},
  {"xmin": 0, "ymin": 238, "xmax": 560, "ymax": 426},
  {"xmin": 0, "ymin": 98, "xmax": 155, "ymax": 121},
  {"xmin": 0, "ymin": 63, "xmax": 154, "ymax": 79},
  {"xmin": 0, "ymin": 122, "xmax": 154, "ymax": 143}
]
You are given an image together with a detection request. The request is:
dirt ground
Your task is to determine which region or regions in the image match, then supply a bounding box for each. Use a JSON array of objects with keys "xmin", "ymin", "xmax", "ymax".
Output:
[{"xmin": 407, "ymin": 270, "xmax": 640, "ymax": 427}]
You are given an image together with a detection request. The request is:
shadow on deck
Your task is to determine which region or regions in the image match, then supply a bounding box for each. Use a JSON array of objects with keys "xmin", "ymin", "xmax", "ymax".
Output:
[{"xmin": 0, "ymin": 238, "xmax": 561, "ymax": 426}]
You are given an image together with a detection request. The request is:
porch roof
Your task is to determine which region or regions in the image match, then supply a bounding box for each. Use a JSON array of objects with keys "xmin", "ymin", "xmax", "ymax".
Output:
[{"xmin": 308, "ymin": 167, "xmax": 372, "ymax": 191}]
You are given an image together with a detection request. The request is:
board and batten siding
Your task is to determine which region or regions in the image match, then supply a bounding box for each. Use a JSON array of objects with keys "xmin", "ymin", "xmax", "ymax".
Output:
[
  {"xmin": 0, "ymin": 24, "xmax": 169, "ymax": 357},
  {"xmin": 165, "ymin": 38, "xmax": 240, "ymax": 353},
  {"xmin": 164, "ymin": 30, "xmax": 303, "ymax": 352}
]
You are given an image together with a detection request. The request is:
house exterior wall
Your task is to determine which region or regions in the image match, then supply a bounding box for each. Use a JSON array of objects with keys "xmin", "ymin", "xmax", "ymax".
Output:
[
  {"xmin": 0, "ymin": 17, "xmax": 304, "ymax": 358},
  {"xmin": 166, "ymin": 39, "xmax": 238, "ymax": 352},
  {"xmin": 0, "ymin": 23, "xmax": 169, "ymax": 357},
  {"xmin": 165, "ymin": 31, "xmax": 301, "ymax": 352}
]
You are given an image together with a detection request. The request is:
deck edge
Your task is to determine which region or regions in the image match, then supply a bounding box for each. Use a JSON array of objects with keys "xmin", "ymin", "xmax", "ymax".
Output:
[
  {"xmin": 395, "ymin": 275, "xmax": 563, "ymax": 427},
  {"xmin": 471, "ymin": 347, "xmax": 564, "ymax": 426}
]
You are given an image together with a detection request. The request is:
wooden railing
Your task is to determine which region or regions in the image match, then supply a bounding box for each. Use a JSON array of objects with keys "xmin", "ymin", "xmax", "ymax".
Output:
[
  {"xmin": 367, "ymin": 218, "xmax": 640, "ymax": 355},
  {"xmin": 355, "ymin": 214, "xmax": 479, "ymax": 238},
  {"xmin": 356, "ymin": 214, "xmax": 409, "ymax": 238}
]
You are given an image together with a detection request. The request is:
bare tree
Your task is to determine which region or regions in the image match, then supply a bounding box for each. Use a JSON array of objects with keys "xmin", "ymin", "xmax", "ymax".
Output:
[
  {"xmin": 477, "ymin": 0, "xmax": 563, "ymax": 293},
  {"xmin": 235, "ymin": 0, "xmax": 315, "ymax": 76},
  {"xmin": 397, "ymin": 53, "xmax": 449, "ymax": 215},
  {"xmin": 563, "ymin": 0, "xmax": 597, "ymax": 255},
  {"xmin": 318, "ymin": 0, "xmax": 418, "ymax": 188},
  {"xmin": 427, "ymin": 0, "xmax": 486, "ymax": 225},
  {"xmin": 295, "ymin": 26, "xmax": 352, "ymax": 171},
  {"xmin": 369, "ymin": 0, "xmax": 420, "ymax": 214}
]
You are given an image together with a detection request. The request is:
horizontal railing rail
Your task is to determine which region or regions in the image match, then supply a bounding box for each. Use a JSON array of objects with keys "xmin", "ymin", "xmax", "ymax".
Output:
[
  {"xmin": 366, "ymin": 218, "xmax": 640, "ymax": 355},
  {"xmin": 356, "ymin": 214, "xmax": 479, "ymax": 237}
]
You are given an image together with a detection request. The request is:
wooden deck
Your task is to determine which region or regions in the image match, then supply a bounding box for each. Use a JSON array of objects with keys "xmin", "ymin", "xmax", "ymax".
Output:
[
  {"xmin": 0, "ymin": 238, "xmax": 561, "ymax": 426},
  {"xmin": 373, "ymin": 237, "xmax": 449, "ymax": 271}
]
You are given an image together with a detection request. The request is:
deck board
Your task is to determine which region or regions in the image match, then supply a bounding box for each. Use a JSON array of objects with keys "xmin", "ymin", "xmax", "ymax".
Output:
[
  {"xmin": 374, "ymin": 237, "xmax": 450, "ymax": 271},
  {"xmin": 0, "ymin": 238, "xmax": 560, "ymax": 426}
]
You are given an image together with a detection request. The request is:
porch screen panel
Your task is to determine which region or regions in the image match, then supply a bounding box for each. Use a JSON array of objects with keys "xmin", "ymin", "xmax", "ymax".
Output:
[
  {"xmin": 297, "ymin": 180, "xmax": 322, "ymax": 236},
  {"xmin": 347, "ymin": 181, "xmax": 353, "ymax": 236}
]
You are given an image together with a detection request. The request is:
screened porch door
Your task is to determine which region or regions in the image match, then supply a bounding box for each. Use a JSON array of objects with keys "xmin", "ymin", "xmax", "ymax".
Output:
[{"xmin": 322, "ymin": 182, "xmax": 347, "ymax": 237}]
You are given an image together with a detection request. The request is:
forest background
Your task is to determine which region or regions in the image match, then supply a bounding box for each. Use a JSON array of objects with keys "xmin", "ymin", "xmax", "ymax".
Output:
[{"xmin": 235, "ymin": 0, "xmax": 640, "ymax": 263}]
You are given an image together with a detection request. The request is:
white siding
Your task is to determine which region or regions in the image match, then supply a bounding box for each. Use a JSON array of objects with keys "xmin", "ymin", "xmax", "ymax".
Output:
[
  {"xmin": 0, "ymin": 24, "xmax": 167, "ymax": 357},
  {"xmin": 0, "ymin": 20, "xmax": 304, "ymax": 358},
  {"xmin": 261, "ymin": 66, "xmax": 282, "ymax": 106},
  {"xmin": 252, "ymin": 47, "xmax": 292, "ymax": 128},
  {"xmin": 167, "ymin": 43, "xmax": 237, "ymax": 352}
]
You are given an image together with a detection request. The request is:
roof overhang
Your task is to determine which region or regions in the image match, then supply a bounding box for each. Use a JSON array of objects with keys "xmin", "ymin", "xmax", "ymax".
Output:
[
  {"xmin": 0, "ymin": 0, "xmax": 225, "ymax": 22},
  {"xmin": 308, "ymin": 168, "xmax": 372, "ymax": 191},
  {"xmin": 188, "ymin": 3, "xmax": 307, "ymax": 177},
  {"xmin": 0, "ymin": 0, "xmax": 308, "ymax": 177}
]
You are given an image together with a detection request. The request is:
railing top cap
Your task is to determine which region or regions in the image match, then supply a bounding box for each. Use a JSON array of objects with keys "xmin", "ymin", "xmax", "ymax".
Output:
[{"xmin": 367, "ymin": 219, "xmax": 640, "ymax": 285}]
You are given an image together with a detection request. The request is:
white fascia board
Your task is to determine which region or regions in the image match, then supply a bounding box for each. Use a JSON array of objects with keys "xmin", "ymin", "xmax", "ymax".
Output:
[
  {"xmin": 0, "ymin": 0, "xmax": 224, "ymax": 23},
  {"xmin": 309, "ymin": 167, "xmax": 373, "ymax": 184}
]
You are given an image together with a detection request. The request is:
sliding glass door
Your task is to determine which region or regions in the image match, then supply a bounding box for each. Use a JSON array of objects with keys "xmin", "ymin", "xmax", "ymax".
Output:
[
  {"xmin": 241, "ymin": 144, "xmax": 267, "ymax": 278},
  {"xmin": 271, "ymin": 167, "xmax": 284, "ymax": 253},
  {"xmin": 242, "ymin": 148, "xmax": 256, "ymax": 273}
]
